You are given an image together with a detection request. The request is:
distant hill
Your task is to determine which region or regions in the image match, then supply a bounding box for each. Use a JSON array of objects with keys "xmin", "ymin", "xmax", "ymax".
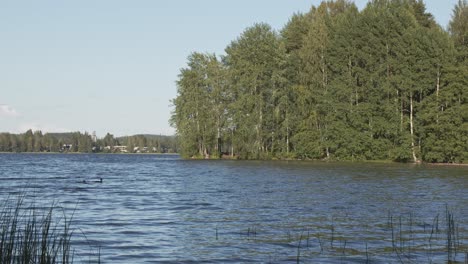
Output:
[{"xmin": 116, "ymin": 134, "xmax": 175, "ymax": 141}]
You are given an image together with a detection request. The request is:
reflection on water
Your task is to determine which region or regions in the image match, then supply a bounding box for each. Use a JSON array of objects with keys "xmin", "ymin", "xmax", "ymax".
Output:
[{"xmin": 0, "ymin": 154, "xmax": 467, "ymax": 263}]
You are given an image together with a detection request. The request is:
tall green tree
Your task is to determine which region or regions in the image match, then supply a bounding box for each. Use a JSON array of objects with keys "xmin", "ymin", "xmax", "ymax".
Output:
[
  {"xmin": 33, "ymin": 130, "xmax": 43, "ymax": 152},
  {"xmin": 24, "ymin": 129, "xmax": 34, "ymax": 152},
  {"xmin": 171, "ymin": 52, "xmax": 227, "ymax": 158},
  {"xmin": 77, "ymin": 132, "xmax": 93, "ymax": 153},
  {"xmin": 420, "ymin": 0, "xmax": 468, "ymax": 162},
  {"xmin": 224, "ymin": 23, "xmax": 285, "ymax": 159},
  {"xmin": 291, "ymin": 0, "xmax": 356, "ymax": 159},
  {"xmin": 281, "ymin": 12, "xmax": 313, "ymax": 158},
  {"xmin": 43, "ymin": 133, "xmax": 59, "ymax": 152}
]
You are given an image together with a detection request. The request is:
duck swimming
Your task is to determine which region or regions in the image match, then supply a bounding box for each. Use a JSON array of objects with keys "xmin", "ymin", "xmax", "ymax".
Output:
[
  {"xmin": 81, "ymin": 178, "xmax": 103, "ymax": 184},
  {"xmin": 95, "ymin": 178, "xmax": 103, "ymax": 183}
]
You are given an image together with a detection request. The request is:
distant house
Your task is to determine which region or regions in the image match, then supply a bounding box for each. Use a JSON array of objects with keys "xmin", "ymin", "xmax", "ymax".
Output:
[
  {"xmin": 61, "ymin": 144, "xmax": 72, "ymax": 151},
  {"xmin": 112, "ymin": 145, "xmax": 127, "ymax": 153}
]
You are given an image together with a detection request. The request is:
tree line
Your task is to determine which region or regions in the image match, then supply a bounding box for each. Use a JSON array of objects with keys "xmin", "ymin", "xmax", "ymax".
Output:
[
  {"xmin": 171, "ymin": 0, "xmax": 467, "ymax": 163},
  {"xmin": 0, "ymin": 130, "xmax": 178, "ymax": 153}
]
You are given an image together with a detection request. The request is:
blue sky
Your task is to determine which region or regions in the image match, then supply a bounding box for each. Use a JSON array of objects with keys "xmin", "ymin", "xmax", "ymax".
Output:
[{"xmin": 0, "ymin": 0, "xmax": 459, "ymax": 137}]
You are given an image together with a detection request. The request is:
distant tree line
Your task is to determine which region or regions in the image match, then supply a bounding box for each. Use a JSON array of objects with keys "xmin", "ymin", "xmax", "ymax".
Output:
[
  {"xmin": 0, "ymin": 130, "xmax": 178, "ymax": 154},
  {"xmin": 171, "ymin": 0, "xmax": 467, "ymax": 163}
]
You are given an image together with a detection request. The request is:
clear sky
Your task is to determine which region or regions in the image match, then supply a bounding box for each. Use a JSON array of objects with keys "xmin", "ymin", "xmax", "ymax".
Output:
[{"xmin": 0, "ymin": 0, "xmax": 459, "ymax": 137}]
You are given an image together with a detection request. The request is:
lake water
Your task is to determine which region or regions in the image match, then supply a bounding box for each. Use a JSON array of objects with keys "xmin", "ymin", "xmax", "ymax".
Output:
[{"xmin": 0, "ymin": 153, "xmax": 467, "ymax": 263}]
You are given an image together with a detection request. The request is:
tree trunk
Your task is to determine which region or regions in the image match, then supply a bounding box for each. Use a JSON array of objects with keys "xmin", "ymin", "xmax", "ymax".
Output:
[
  {"xmin": 400, "ymin": 92, "xmax": 404, "ymax": 132},
  {"xmin": 217, "ymin": 125, "xmax": 221, "ymax": 157},
  {"xmin": 196, "ymin": 107, "xmax": 202, "ymax": 156},
  {"xmin": 204, "ymin": 147, "xmax": 209, "ymax": 159},
  {"xmin": 436, "ymin": 67, "xmax": 440, "ymax": 124},
  {"xmin": 231, "ymin": 129, "xmax": 234, "ymax": 158},
  {"xmin": 258, "ymin": 102, "xmax": 263, "ymax": 153},
  {"xmin": 409, "ymin": 93, "xmax": 418, "ymax": 163},
  {"xmin": 271, "ymin": 132, "xmax": 274, "ymax": 154}
]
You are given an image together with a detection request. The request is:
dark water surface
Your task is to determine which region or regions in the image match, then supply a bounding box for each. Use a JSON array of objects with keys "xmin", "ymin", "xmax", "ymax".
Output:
[{"xmin": 0, "ymin": 153, "xmax": 467, "ymax": 263}]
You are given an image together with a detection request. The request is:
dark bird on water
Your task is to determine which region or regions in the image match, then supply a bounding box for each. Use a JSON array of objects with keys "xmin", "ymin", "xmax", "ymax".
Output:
[{"xmin": 81, "ymin": 178, "xmax": 103, "ymax": 184}]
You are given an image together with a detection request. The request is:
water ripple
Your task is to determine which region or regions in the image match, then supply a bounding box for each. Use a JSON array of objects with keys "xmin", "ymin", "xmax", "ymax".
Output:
[{"xmin": 0, "ymin": 154, "xmax": 467, "ymax": 263}]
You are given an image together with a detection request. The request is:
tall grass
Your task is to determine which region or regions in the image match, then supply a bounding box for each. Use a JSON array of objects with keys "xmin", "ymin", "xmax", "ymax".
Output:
[{"xmin": 0, "ymin": 196, "xmax": 76, "ymax": 264}]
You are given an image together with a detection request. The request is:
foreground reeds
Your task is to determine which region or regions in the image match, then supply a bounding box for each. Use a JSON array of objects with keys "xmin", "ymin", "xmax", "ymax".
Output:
[{"xmin": 0, "ymin": 196, "xmax": 93, "ymax": 264}]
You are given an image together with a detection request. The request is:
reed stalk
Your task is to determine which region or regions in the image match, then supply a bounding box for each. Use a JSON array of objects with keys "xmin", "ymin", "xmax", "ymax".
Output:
[{"xmin": 0, "ymin": 195, "xmax": 97, "ymax": 264}]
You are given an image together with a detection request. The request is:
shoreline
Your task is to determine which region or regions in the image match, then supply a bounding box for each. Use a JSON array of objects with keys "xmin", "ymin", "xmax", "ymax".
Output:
[
  {"xmin": 0, "ymin": 152, "xmax": 179, "ymax": 155},
  {"xmin": 1, "ymin": 152, "xmax": 466, "ymax": 166},
  {"xmin": 188, "ymin": 155, "xmax": 468, "ymax": 166},
  {"xmin": 424, "ymin": 162, "xmax": 468, "ymax": 167}
]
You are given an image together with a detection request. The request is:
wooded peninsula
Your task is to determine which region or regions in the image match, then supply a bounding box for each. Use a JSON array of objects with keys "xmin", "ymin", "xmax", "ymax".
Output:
[{"xmin": 171, "ymin": 0, "xmax": 467, "ymax": 163}]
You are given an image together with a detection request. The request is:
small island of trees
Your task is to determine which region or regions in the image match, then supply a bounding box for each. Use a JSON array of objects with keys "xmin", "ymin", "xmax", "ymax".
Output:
[{"xmin": 171, "ymin": 0, "xmax": 467, "ymax": 163}]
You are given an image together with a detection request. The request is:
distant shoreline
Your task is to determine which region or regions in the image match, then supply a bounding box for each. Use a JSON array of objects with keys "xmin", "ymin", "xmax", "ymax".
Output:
[{"xmin": 0, "ymin": 152, "xmax": 179, "ymax": 155}]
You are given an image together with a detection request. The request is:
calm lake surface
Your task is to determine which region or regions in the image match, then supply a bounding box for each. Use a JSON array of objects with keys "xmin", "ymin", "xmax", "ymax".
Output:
[{"xmin": 0, "ymin": 153, "xmax": 467, "ymax": 263}]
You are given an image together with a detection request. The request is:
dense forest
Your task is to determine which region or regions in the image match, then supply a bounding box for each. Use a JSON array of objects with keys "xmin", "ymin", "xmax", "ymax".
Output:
[
  {"xmin": 171, "ymin": 0, "xmax": 468, "ymax": 163},
  {"xmin": 0, "ymin": 130, "xmax": 178, "ymax": 153}
]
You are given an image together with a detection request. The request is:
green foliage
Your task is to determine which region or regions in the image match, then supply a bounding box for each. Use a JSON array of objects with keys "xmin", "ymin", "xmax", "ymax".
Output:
[
  {"xmin": 171, "ymin": 0, "xmax": 467, "ymax": 163},
  {"xmin": 419, "ymin": 0, "xmax": 468, "ymax": 163},
  {"xmin": 224, "ymin": 23, "xmax": 286, "ymax": 159},
  {"xmin": 171, "ymin": 52, "xmax": 228, "ymax": 158}
]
